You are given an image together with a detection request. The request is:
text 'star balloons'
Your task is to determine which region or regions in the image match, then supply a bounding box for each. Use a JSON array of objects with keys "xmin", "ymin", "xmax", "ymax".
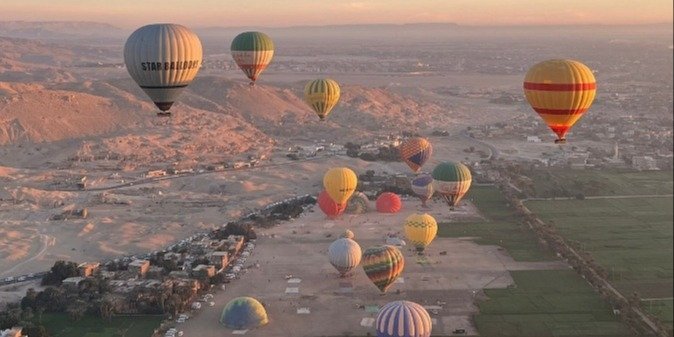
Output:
[
  {"xmin": 124, "ymin": 24, "xmax": 202, "ymax": 116},
  {"xmin": 410, "ymin": 174, "xmax": 434, "ymax": 207},
  {"xmin": 220, "ymin": 297, "xmax": 268, "ymax": 330},
  {"xmin": 376, "ymin": 192, "xmax": 402, "ymax": 213},
  {"xmin": 376, "ymin": 300, "xmax": 432, "ymax": 337},
  {"xmin": 304, "ymin": 79, "xmax": 341, "ymax": 120},
  {"xmin": 432, "ymin": 162, "xmax": 472, "ymax": 208},
  {"xmin": 328, "ymin": 237, "xmax": 362, "ymax": 276},
  {"xmin": 399, "ymin": 137, "xmax": 433, "ymax": 172},
  {"xmin": 230, "ymin": 31, "xmax": 274, "ymax": 85},
  {"xmin": 323, "ymin": 167, "xmax": 357, "ymax": 205},
  {"xmin": 524, "ymin": 59, "xmax": 597, "ymax": 143},
  {"xmin": 403, "ymin": 213, "xmax": 438, "ymax": 253},
  {"xmin": 362, "ymin": 245, "xmax": 404, "ymax": 293},
  {"xmin": 318, "ymin": 190, "xmax": 346, "ymax": 219}
]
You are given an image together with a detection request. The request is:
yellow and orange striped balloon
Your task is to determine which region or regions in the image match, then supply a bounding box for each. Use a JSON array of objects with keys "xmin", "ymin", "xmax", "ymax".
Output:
[{"xmin": 524, "ymin": 59, "xmax": 596, "ymax": 143}]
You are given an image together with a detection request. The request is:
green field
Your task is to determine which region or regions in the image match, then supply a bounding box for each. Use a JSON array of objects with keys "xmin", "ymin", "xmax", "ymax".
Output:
[
  {"xmin": 438, "ymin": 185, "xmax": 554, "ymax": 261},
  {"xmin": 38, "ymin": 313, "xmax": 163, "ymax": 337},
  {"xmin": 476, "ymin": 270, "xmax": 632, "ymax": 337},
  {"xmin": 437, "ymin": 185, "xmax": 632, "ymax": 337},
  {"xmin": 522, "ymin": 169, "xmax": 673, "ymax": 198},
  {"xmin": 526, "ymin": 196, "xmax": 674, "ymax": 327}
]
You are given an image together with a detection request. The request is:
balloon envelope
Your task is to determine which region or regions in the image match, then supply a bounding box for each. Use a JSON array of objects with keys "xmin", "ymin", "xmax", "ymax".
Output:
[
  {"xmin": 318, "ymin": 190, "xmax": 346, "ymax": 219},
  {"xmin": 220, "ymin": 297, "xmax": 268, "ymax": 330},
  {"xmin": 403, "ymin": 213, "xmax": 438, "ymax": 252},
  {"xmin": 524, "ymin": 59, "xmax": 596, "ymax": 143},
  {"xmin": 304, "ymin": 79, "xmax": 341, "ymax": 120},
  {"xmin": 362, "ymin": 245, "xmax": 404, "ymax": 293},
  {"xmin": 410, "ymin": 174, "xmax": 434, "ymax": 204},
  {"xmin": 230, "ymin": 31, "xmax": 274, "ymax": 84},
  {"xmin": 376, "ymin": 192, "xmax": 402, "ymax": 213},
  {"xmin": 328, "ymin": 237, "xmax": 362, "ymax": 276},
  {"xmin": 124, "ymin": 24, "xmax": 202, "ymax": 114},
  {"xmin": 323, "ymin": 167, "xmax": 357, "ymax": 205},
  {"xmin": 376, "ymin": 300, "xmax": 432, "ymax": 337},
  {"xmin": 432, "ymin": 162, "xmax": 472, "ymax": 207},
  {"xmin": 346, "ymin": 192, "xmax": 370, "ymax": 214},
  {"xmin": 399, "ymin": 138, "xmax": 433, "ymax": 172}
]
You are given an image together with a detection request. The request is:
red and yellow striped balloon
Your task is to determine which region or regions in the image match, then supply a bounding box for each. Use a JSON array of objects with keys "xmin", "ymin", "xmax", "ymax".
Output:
[{"xmin": 524, "ymin": 59, "xmax": 596, "ymax": 143}]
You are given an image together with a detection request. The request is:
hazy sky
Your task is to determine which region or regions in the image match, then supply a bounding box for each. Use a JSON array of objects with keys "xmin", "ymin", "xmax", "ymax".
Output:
[{"xmin": 1, "ymin": 0, "xmax": 672, "ymax": 28}]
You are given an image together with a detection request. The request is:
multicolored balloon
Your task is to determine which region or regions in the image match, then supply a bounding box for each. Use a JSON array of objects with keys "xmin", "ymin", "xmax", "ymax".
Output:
[
  {"xmin": 124, "ymin": 24, "xmax": 202, "ymax": 116},
  {"xmin": 220, "ymin": 297, "xmax": 268, "ymax": 330},
  {"xmin": 323, "ymin": 167, "xmax": 357, "ymax": 205},
  {"xmin": 376, "ymin": 192, "xmax": 402, "ymax": 213},
  {"xmin": 304, "ymin": 79, "xmax": 341, "ymax": 120},
  {"xmin": 432, "ymin": 162, "xmax": 472, "ymax": 208},
  {"xmin": 403, "ymin": 213, "xmax": 438, "ymax": 253},
  {"xmin": 346, "ymin": 192, "xmax": 370, "ymax": 214},
  {"xmin": 399, "ymin": 137, "xmax": 433, "ymax": 172},
  {"xmin": 524, "ymin": 59, "xmax": 597, "ymax": 143},
  {"xmin": 317, "ymin": 190, "xmax": 346, "ymax": 219},
  {"xmin": 230, "ymin": 31, "xmax": 274, "ymax": 85},
  {"xmin": 328, "ymin": 237, "xmax": 362, "ymax": 276},
  {"xmin": 362, "ymin": 245, "xmax": 404, "ymax": 293},
  {"xmin": 410, "ymin": 174, "xmax": 434, "ymax": 207},
  {"xmin": 376, "ymin": 300, "xmax": 432, "ymax": 337}
]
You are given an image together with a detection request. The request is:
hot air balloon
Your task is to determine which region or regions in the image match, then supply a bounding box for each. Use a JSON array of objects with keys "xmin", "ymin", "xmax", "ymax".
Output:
[
  {"xmin": 318, "ymin": 190, "xmax": 346, "ymax": 219},
  {"xmin": 403, "ymin": 213, "xmax": 437, "ymax": 253},
  {"xmin": 375, "ymin": 300, "xmax": 432, "ymax": 337},
  {"xmin": 346, "ymin": 192, "xmax": 370, "ymax": 214},
  {"xmin": 524, "ymin": 59, "xmax": 597, "ymax": 143},
  {"xmin": 323, "ymin": 167, "xmax": 357, "ymax": 205},
  {"xmin": 220, "ymin": 297, "xmax": 268, "ymax": 330},
  {"xmin": 432, "ymin": 162, "xmax": 472, "ymax": 209},
  {"xmin": 328, "ymin": 237, "xmax": 362, "ymax": 276},
  {"xmin": 124, "ymin": 24, "xmax": 202, "ymax": 117},
  {"xmin": 410, "ymin": 174, "xmax": 434, "ymax": 208},
  {"xmin": 399, "ymin": 137, "xmax": 433, "ymax": 172},
  {"xmin": 230, "ymin": 31, "xmax": 274, "ymax": 86},
  {"xmin": 304, "ymin": 79, "xmax": 341, "ymax": 120},
  {"xmin": 376, "ymin": 192, "xmax": 402, "ymax": 213},
  {"xmin": 341, "ymin": 229, "xmax": 355, "ymax": 239},
  {"xmin": 362, "ymin": 245, "xmax": 404, "ymax": 293}
]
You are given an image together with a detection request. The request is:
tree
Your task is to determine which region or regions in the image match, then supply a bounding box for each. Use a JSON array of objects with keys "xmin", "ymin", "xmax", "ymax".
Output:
[
  {"xmin": 42, "ymin": 260, "xmax": 79, "ymax": 286},
  {"xmin": 23, "ymin": 324, "xmax": 48, "ymax": 337},
  {"xmin": 99, "ymin": 298, "xmax": 115, "ymax": 322},
  {"xmin": 21, "ymin": 288, "xmax": 38, "ymax": 310}
]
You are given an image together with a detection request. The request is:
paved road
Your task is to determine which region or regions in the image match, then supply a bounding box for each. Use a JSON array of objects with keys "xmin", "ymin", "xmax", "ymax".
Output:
[{"xmin": 523, "ymin": 194, "xmax": 673, "ymax": 202}]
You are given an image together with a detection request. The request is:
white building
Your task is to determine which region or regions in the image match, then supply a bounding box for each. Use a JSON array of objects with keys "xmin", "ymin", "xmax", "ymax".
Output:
[{"xmin": 526, "ymin": 135, "xmax": 542, "ymax": 143}]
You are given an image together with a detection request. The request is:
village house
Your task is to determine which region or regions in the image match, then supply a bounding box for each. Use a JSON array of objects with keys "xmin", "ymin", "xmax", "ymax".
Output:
[
  {"xmin": 78, "ymin": 262, "xmax": 101, "ymax": 277},
  {"xmin": 128, "ymin": 259, "xmax": 151, "ymax": 278}
]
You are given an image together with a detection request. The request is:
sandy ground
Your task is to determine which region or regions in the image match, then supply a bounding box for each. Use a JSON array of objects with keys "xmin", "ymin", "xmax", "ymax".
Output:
[
  {"xmin": 0, "ymin": 133, "xmax": 493, "ymax": 277},
  {"xmin": 175, "ymin": 198, "xmax": 567, "ymax": 337}
]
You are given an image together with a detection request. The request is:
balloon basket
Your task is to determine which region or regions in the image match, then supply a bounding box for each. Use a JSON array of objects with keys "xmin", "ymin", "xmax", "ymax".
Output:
[
  {"xmin": 156, "ymin": 112, "xmax": 171, "ymax": 117},
  {"xmin": 554, "ymin": 138, "xmax": 567, "ymax": 144}
]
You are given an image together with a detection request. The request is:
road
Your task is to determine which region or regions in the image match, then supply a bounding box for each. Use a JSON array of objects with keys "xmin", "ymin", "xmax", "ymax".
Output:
[
  {"xmin": 523, "ymin": 194, "xmax": 673, "ymax": 202},
  {"xmin": 1, "ymin": 233, "xmax": 54, "ymax": 278},
  {"xmin": 460, "ymin": 129, "xmax": 499, "ymax": 160}
]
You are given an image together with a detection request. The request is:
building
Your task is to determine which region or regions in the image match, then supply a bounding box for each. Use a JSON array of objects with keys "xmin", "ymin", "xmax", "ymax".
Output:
[
  {"xmin": 192, "ymin": 264, "xmax": 216, "ymax": 278},
  {"xmin": 632, "ymin": 156, "xmax": 658, "ymax": 171},
  {"xmin": 128, "ymin": 259, "xmax": 151, "ymax": 278},
  {"xmin": 78, "ymin": 262, "xmax": 101, "ymax": 277},
  {"xmin": 62, "ymin": 276, "xmax": 86, "ymax": 290},
  {"xmin": 526, "ymin": 135, "xmax": 542, "ymax": 143},
  {"xmin": 146, "ymin": 170, "xmax": 167, "ymax": 178},
  {"xmin": 209, "ymin": 251, "xmax": 229, "ymax": 269},
  {"xmin": 0, "ymin": 327, "xmax": 23, "ymax": 337},
  {"xmin": 226, "ymin": 235, "xmax": 245, "ymax": 256}
]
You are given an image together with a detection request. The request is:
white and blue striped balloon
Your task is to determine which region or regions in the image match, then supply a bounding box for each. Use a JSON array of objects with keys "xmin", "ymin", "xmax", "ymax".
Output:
[{"xmin": 375, "ymin": 300, "xmax": 432, "ymax": 337}]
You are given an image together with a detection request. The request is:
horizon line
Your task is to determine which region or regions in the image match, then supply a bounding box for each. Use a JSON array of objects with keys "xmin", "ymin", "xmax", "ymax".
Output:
[{"xmin": 1, "ymin": 20, "xmax": 673, "ymax": 31}]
